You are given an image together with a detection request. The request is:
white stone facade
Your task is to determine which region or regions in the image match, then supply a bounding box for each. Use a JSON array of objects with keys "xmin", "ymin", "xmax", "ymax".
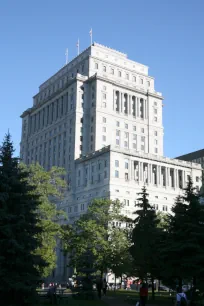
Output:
[{"xmin": 20, "ymin": 43, "xmax": 202, "ymax": 281}]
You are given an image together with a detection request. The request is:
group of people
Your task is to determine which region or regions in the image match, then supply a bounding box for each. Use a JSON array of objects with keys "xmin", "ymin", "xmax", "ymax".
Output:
[{"xmin": 138, "ymin": 283, "xmax": 188, "ymax": 306}]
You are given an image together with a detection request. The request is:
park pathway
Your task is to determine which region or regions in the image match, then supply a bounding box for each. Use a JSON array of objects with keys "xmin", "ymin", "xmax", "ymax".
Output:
[{"xmin": 102, "ymin": 295, "xmax": 162, "ymax": 306}]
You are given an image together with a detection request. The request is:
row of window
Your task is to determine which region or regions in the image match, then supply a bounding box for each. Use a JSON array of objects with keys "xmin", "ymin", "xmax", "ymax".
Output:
[{"xmin": 94, "ymin": 62, "xmax": 151, "ymax": 86}]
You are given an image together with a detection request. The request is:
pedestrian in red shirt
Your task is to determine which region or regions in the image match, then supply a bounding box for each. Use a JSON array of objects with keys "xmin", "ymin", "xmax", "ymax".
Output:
[{"xmin": 140, "ymin": 283, "xmax": 148, "ymax": 306}]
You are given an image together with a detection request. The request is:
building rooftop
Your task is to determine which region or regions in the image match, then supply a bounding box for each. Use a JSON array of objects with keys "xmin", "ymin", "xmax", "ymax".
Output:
[{"xmin": 176, "ymin": 149, "xmax": 204, "ymax": 161}]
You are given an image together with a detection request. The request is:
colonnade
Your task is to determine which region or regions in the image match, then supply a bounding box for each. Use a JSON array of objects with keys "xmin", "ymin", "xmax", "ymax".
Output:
[
  {"xmin": 131, "ymin": 160, "xmax": 186, "ymax": 189},
  {"xmin": 113, "ymin": 90, "xmax": 148, "ymax": 119}
]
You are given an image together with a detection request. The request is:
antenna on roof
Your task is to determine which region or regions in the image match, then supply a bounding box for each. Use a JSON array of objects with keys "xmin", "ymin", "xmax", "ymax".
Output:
[
  {"xmin": 65, "ymin": 48, "xmax": 68, "ymax": 65},
  {"xmin": 89, "ymin": 28, "xmax": 93, "ymax": 45},
  {"xmin": 76, "ymin": 39, "xmax": 80, "ymax": 55}
]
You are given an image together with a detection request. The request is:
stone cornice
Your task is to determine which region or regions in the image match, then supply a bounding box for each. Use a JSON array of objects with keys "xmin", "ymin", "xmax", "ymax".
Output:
[
  {"xmin": 85, "ymin": 74, "xmax": 163, "ymax": 100},
  {"xmin": 75, "ymin": 145, "xmax": 201, "ymax": 170}
]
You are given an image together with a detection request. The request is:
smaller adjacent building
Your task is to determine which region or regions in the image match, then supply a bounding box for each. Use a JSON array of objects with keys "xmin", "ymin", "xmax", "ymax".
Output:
[{"xmin": 177, "ymin": 149, "xmax": 204, "ymax": 168}]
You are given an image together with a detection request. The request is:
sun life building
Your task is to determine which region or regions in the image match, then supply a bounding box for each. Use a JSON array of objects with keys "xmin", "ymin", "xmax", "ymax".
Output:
[{"xmin": 20, "ymin": 42, "xmax": 202, "ymax": 281}]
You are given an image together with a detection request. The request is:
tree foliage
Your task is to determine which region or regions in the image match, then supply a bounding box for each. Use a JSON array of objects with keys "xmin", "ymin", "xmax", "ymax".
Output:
[
  {"xmin": 62, "ymin": 198, "xmax": 131, "ymax": 275},
  {"xmin": 22, "ymin": 163, "xmax": 67, "ymax": 278},
  {"xmin": 163, "ymin": 178, "xmax": 204, "ymax": 290},
  {"xmin": 130, "ymin": 186, "xmax": 164, "ymax": 299},
  {"xmin": 0, "ymin": 134, "xmax": 44, "ymax": 305}
]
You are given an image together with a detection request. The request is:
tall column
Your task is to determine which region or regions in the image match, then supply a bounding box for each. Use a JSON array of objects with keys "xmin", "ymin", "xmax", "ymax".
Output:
[
  {"xmin": 183, "ymin": 170, "xmax": 185, "ymax": 188},
  {"xmin": 157, "ymin": 165, "xmax": 160, "ymax": 186},
  {"xmin": 113, "ymin": 90, "xmax": 115, "ymax": 111},
  {"xmin": 121, "ymin": 92, "xmax": 123, "ymax": 113},
  {"xmin": 175, "ymin": 169, "xmax": 178, "ymax": 188},
  {"xmin": 148, "ymin": 163, "xmax": 151, "ymax": 184},
  {"xmin": 166, "ymin": 167, "xmax": 169, "ymax": 187},
  {"xmin": 129, "ymin": 95, "xmax": 132, "ymax": 115},
  {"xmin": 145, "ymin": 99, "xmax": 147, "ymax": 119},
  {"xmin": 137, "ymin": 97, "xmax": 140, "ymax": 118}
]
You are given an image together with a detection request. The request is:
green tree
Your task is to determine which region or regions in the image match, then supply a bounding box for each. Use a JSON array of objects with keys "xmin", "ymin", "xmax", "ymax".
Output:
[
  {"xmin": 23, "ymin": 163, "xmax": 67, "ymax": 278},
  {"xmin": 130, "ymin": 186, "xmax": 161, "ymax": 299},
  {"xmin": 0, "ymin": 134, "xmax": 44, "ymax": 305},
  {"xmin": 62, "ymin": 198, "xmax": 130, "ymax": 276},
  {"xmin": 163, "ymin": 178, "xmax": 204, "ymax": 291}
]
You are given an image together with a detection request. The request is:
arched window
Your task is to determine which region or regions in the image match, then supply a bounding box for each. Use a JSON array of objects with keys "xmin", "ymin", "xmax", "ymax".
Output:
[{"xmin": 103, "ymin": 66, "xmax": 106, "ymax": 72}]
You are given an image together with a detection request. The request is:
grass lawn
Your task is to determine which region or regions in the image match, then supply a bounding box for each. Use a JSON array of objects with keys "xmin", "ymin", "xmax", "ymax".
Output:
[
  {"xmin": 38, "ymin": 299, "xmax": 107, "ymax": 306},
  {"xmin": 107, "ymin": 289, "xmax": 174, "ymax": 305}
]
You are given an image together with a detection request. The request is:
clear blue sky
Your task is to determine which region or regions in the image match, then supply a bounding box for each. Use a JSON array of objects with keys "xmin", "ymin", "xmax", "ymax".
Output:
[{"xmin": 0, "ymin": 0, "xmax": 203, "ymax": 158}]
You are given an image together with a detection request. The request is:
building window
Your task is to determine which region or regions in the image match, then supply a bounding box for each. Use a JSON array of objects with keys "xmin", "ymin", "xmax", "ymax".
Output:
[
  {"xmin": 133, "ymin": 134, "xmax": 137, "ymax": 140},
  {"xmin": 162, "ymin": 205, "xmax": 168, "ymax": 212},
  {"xmin": 154, "ymin": 139, "xmax": 158, "ymax": 145},
  {"xmin": 102, "ymin": 135, "xmax": 106, "ymax": 142},
  {"xmin": 103, "ymin": 127, "xmax": 106, "ymax": 132},
  {"xmin": 153, "ymin": 204, "xmax": 159, "ymax": 210},
  {"xmin": 154, "ymin": 109, "xmax": 157, "ymax": 114},
  {"xmin": 133, "ymin": 143, "xmax": 136, "ymax": 149},
  {"xmin": 126, "ymin": 74, "xmax": 129, "ymax": 80},
  {"xmin": 115, "ymin": 160, "xmax": 119, "ymax": 167},
  {"xmin": 116, "ymin": 121, "xmax": 120, "ymax": 127},
  {"xmin": 125, "ymin": 173, "xmax": 129, "ymax": 180},
  {"xmin": 116, "ymin": 139, "xmax": 120, "ymax": 145},
  {"xmin": 154, "ymin": 131, "xmax": 158, "ymax": 136},
  {"xmin": 125, "ymin": 123, "xmax": 128, "ymax": 129},
  {"xmin": 116, "ymin": 130, "xmax": 120, "ymax": 136},
  {"xmin": 125, "ymin": 132, "xmax": 128, "ymax": 138},
  {"xmin": 140, "ymin": 78, "xmax": 143, "ymax": 84},
  {"xmin": 103, "ymin": 85, "xmax": 106, "ymax": 90},
  {"xmin": 118, "ymin": 71, "xmax": 121, "ymax": 77},
  {"xmin": 104, "ymin": 171, "xmax": 107, "ymax": 179},
  {"xmin": 103, "ymin": 93, "xmax": 106, "ymax": 100},
  {"xmin": 154, "ymin": 116, "xmax": 158, "ymax": 122},
  {"xmin": 141, "ymin": 145, "xmax": 144, "ymax": 151},
  {"xmin": 111, "ymin": 68, "xmax": 114, "ymax": 75},
  {"xmin": 103, "ymin": 66, "xmax": 106, "ymax": 72},
  {"xmin": 104, "ymin": 160, "xmax": 107, "ymax": 167},
  {"xmin": 154, "ymin": 101, "xmax": 157, "ymax": 106},
  {"xmin": 115, "ymin": 170, "xmax": 119, "ymax": 178},
  {"xmin": 141, "ymin": 136, "xmax": 145, "ymax": 142},
  {"xmin": 155, "ymin": 148, "xmax": 158, "ymax": 153},
  {"xmin": 133, "ymin": 76, "xmax": 136, "ymax": 82},
  {"xmin": 81, "ymin": 203, "xmax": 85, "ymax": 211},
  {"xmin": 125, "ymin": 162, "xmax": 129, "ymax": 169},
  {"xmin": 196, "ymin": 176, "xmax": 199, "ymax": 182},
  {"xmin": 147, "ymin": 81, "xmax": 150, "ymax": 87},
  {"xmin": 133, "ymin": 125, "xmax": 136, "ymax": 131},
  {"xmin": 91, "ymin": 126, "xmax": 93, "ymax": 132},
  {"xmin": 141, "ymin": 128, "xmax": 144, "ymax": 133},
  {"xmin": 95, "ymin": 63, "xmax": 98, "ymax": 69},
  {"xmin": 103, "ymin": 102, "xmax": 106, "ymax": 108},
  {"xmin": 103, "ymin": 117, "xmax": 106, "ymax": 123},
  {"xmin": 124, "ymin": 141, "xmax": 128, "ymax": 147}
]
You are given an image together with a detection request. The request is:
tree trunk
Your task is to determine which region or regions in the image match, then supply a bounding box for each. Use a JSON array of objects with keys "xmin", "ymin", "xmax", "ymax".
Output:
[
  {"xmin": 179, "ymin": 277, "xmax": 182, "ymax": 292},
  {"xmin": 193, "ymin": 276, "xmax": 196, "ymax": 289},
  {"xmin": 151, "ymin": 277, "xmax": 155, "ymax": 300}
]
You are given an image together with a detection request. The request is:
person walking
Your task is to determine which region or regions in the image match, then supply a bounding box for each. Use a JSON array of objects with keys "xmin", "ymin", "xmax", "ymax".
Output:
[
  {"xmin": 175, "ymin": 287, "xmax": 187, "ymax": 306},
  {"xmin": 140, "ymin": 283, "xmax": 148, "ymax": 306},
  {"xmin": 96, "ymin": 277, "xmax": 103, "ymax": 299},
  {"xmin": 102, "ymin": 278, "xmax": 107, "ymax": 296}
]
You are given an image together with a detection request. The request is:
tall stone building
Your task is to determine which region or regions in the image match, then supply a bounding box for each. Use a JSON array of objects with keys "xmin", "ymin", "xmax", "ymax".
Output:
[{"xmin": 20, "ymin": 43, "xmax": 202, "ymax": 280}]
